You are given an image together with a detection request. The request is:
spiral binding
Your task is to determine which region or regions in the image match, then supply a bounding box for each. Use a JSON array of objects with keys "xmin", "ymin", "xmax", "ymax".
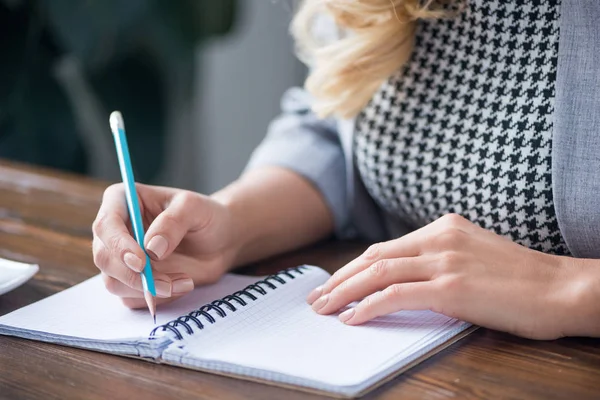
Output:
[{"xmin": 149, "ymin": 266, "xmax": 308, "ymax": 340}]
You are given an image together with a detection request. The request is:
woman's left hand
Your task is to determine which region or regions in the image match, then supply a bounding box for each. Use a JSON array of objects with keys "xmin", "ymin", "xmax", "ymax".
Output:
[{"xmin": 307, "ymin": 214, "xmax": 591, "ymax": 340}]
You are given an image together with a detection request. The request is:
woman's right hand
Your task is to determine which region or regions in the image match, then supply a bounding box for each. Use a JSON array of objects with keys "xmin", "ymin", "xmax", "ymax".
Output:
[{"xmin": 92, "ymin": 183, "xmax": 238, "ymax": 309}]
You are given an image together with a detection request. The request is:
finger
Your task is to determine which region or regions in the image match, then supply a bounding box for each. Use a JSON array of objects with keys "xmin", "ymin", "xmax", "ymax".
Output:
[
  {"xmin": 310, "ymin": 214, "xmax": 477, "ymax": 301},
  {"xmin": 120, "ymin": 295, "xmax": 185, "ymax": 310},
  {"xmin": 95, "ymin": 237, "xmax": 144, "ymax": 291},
  {"xmin": 313, "ymin": 256, "xmax": 434, "ymax": 315},
  {"xmin": 92, "ymin": 236, "xmax": 111, "ymax": 272},
  {"xmin": 103, "ymin": 252, "xmax": 218, "ymax": 300},
  {"xmin": 94, "ymin": 216, "xmax": 146, "ymax": 273},
  {"xmin": 144, "ymin": 191, "xmax": 212, "ymax": 261},
  {"xmin": 339, "ymin": 282, "xmax": 436, "ymax": 325},
  {"xmin": 97, "ymin": 183, "xmax": 130, "ymax": 222},
  {"xmin": 149, "ymin": 253, "xmax": 223, "ymax": 286},
  {"xmin": 93, "ymin": 185, "xmax": 146, "ymax": 273},
  {"xmin": 163, "ymin": 272, "xmax": 195, "ymax": 296},
  {"xmin": 102, "ymin": 272, "xmax": 175, "ymax": 298},
  {"xmin": 309, "ymin": 237, "xmax": 424, "ymax": 303},
  {"xmin": 92, "ymin": 236, "xmax": 138, "ymax": 280}
]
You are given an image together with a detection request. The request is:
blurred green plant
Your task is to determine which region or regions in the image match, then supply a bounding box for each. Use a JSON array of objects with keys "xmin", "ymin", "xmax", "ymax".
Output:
[{"xmin": 0, "ymin": 0, "xmax": 237, "ymax": 181}]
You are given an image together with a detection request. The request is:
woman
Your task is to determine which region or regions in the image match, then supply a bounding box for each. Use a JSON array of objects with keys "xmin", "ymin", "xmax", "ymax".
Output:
[{"xmin": 91, "ymin": 0, "xmax": 600, "ymax": 340}]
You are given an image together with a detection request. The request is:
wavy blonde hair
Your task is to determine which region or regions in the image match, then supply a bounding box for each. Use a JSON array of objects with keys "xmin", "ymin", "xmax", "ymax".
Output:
[{"xmin": 291, "ymin": 0, "xmax": 459, "ymax": 119}]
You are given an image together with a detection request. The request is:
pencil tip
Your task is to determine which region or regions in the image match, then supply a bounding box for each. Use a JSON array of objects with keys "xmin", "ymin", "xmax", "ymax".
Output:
[{"xmin": 144, "ymin": 290, "xmax": 157, "ymax": 325}]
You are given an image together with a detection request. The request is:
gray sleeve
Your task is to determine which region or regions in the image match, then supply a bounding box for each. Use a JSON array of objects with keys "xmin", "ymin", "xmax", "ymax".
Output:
[{"xmin": 244, "ymin": 87, "xmax": 351, "ymax": 237}]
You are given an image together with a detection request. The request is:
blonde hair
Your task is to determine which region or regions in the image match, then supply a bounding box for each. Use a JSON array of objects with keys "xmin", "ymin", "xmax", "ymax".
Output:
[{"xmin": 291, "ymin": 1, "xmax": 458, "ymax": 119}]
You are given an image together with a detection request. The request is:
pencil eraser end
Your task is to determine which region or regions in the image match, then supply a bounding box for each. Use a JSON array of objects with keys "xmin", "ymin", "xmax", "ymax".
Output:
[{"xmin": 109, "ymin": 111, "xmax": 124, "ymax": 133}]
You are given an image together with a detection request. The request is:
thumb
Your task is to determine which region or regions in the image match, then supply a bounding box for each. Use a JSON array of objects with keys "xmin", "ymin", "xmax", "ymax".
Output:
[{"xmin": 144, "ymin": 191, "xmax": 212, "ymax": 260}]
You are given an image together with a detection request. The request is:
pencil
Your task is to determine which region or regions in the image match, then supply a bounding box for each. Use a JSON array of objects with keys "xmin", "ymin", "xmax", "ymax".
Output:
[{"xmin": 109, "ymin": 111, "xmax": 157, "ymax": 323}]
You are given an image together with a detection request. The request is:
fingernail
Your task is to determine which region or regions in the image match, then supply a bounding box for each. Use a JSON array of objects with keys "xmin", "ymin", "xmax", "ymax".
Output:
[
  {"xmin": 155, "ymin": 280, "xmax": 172, "ymax": 298},
  {"xmin": 147, "ymin": 235, "xmax": 168, "ymax": 259},
  {"xmin": 172, "ymin": 278, "xmax": 194, "ymax": 294},
  {"xmin": 312, "ymin": 294, "xmax": 329, "ymax": 312},
  {"xmin": 339, "ymin": 308, "xmax": 355, "ymax": 323},
  {"xmin": 306, "ymin": 286, "xmax": 323, "ymax": 305},
  {"xmin": 123, "ymin": 252, "xmax": 143, "ymax": 272}
]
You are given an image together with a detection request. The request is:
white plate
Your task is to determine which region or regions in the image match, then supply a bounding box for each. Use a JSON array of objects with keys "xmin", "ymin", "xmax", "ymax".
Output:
[{"xmin": 0, "ymin": 258, "xmax": 39, "ymax": 296}]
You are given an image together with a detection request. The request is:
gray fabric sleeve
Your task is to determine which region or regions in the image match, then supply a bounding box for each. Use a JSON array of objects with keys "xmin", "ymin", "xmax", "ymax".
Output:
[{"xmin": 244, "ymin": 87, "xmax": 351, "ymax": 237}]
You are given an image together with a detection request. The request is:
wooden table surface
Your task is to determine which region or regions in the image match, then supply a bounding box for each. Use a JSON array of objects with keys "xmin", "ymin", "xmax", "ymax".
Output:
[{"xmin": 1, "ymin": 160, "xmax": 599, "ymax": 400}]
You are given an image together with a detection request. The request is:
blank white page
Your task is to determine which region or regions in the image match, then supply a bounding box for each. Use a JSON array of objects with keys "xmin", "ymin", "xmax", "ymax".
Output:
[
  {"xmin": 0, "ymin": 273, "xmax": 262, "ymax": 343},
  {"xmin": 167, "ymin": 266, "xmax": 470, "ymax": 393}
]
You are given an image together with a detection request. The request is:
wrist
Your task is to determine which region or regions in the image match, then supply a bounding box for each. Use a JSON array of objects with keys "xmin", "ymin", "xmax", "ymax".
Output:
[
  {"xmin": 210, "ymin": 167, "xmax": 334, "ymax": 269},
  {"xmin": 210, "ymin": 181, "xmax": 254, "ymax": 269}
]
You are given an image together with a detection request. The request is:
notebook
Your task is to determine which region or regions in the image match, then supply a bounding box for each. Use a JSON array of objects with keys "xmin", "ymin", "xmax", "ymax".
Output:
[{"xmin": 0, "ymin": 265, "xmax": 473, "ymax": 398}]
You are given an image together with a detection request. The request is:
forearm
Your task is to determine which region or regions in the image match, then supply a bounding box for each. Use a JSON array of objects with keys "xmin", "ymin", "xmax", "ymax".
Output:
[{"xmin": 211, "ymin": 166, "xmax": 334, "ymax": 267}]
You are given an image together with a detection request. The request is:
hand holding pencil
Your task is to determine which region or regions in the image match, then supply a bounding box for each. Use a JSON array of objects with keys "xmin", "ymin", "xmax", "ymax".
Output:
[{"xmin": 91, "ymin": 111, "xmax": 240, "ymax": 313}]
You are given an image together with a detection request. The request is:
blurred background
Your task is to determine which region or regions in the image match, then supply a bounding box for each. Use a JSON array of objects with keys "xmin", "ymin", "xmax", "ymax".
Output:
[{"xmin": 0, "ymin": 0, "xmax": 306, "ymax": 193}]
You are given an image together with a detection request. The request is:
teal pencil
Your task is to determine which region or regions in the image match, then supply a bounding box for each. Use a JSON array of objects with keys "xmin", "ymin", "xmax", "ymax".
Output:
[{"xmin": 109, "ymin": 111, "xmax": 157, "ymax": 323}]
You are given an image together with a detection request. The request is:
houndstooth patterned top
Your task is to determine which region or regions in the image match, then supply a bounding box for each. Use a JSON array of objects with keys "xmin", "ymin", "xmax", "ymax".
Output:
[{"xmin": 354, "ymin": 0, "xmax": 569, "ymax": 255}]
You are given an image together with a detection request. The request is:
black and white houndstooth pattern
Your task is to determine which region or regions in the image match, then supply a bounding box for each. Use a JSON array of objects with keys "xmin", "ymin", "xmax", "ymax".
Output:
[{"xmin": 354, "ymin": 0, "xmax": 569, "ymax": 254}]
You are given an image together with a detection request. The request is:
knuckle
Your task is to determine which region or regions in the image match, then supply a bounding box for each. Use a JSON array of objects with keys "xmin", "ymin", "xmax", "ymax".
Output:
[
  {"xmin": 383, "ymin": 284, "xmax": 403, "ymax": 301},
  {"xmin": 93, "ymin": 249, "xmax": 108, "ymax": 269},
  {"xmin": 437, "ymin": 251, "xmax": 461, "ymax": 273},
  {"xmin": 104, "ymin": 183, "xmax": 124, "ymax": 198},
  {"xmin": 434, "ymin": 228, "xmax": 468, "ymax": 250},
  {"xmin": 92, "ymin": 213, "xmax": 109, "ymax": 236},
  {"xmin": 106, "ymin": 234, "xmax": 127, "ymax": 256},
  {"xmin": 363, "ymin": 243, "xmax": 383, "ymax": 261},
  {"xmin": 369, "ymin": 259, "xmax": 389, "ymax": 278},
  {"xmin": 362, "ymin": 293, "xmax": 377, "ymax": 310},
  {"xmin": 436, "ymin": 275, "xmax": 463, "ymax": 294},
  {"xmin": 328, "ymin": 271, "xmax": 344, "ymax": 289},
  {"xmin": 440, "ymin": 213, "xmax": 465, "ymax": 227},
  {"xmin": 178, "ymin": 191, "xmax": 200, "ymax": 210},
  {"xmin": 92, "ymin": 243, "xmax": 109, "ymax": 269},
  {"xmin": 101, "ymin": 184, "xmax": 122, "ymax": 204},
  {"xmin": 124, "ymin": 269, "xmax": 139, "ymax": 289}
]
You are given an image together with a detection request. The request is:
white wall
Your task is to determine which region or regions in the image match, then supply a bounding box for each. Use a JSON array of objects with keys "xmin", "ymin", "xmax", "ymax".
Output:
[{"xmin": 194, "ymin": 0, "xmax": 306, "ymax": 193}]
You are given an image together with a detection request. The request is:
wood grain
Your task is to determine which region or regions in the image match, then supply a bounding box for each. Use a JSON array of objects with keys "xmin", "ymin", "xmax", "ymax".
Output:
[
  {"xmin": 0, "ymin": 160, "xmax": 106, "ymax": 238},
  {"xmin": 1, "ymin": 160, "xmax": 599, "ymax": 400}
]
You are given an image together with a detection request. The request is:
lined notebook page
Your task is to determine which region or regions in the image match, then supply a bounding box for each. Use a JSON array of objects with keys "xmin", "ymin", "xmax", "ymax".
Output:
[
  {"xmin": 167, "ymin": 266, "xmax": 469, "ymax": 390},
  {"xmin": 0, "ymin": 273, "xmax": 262, "ymax": 343}
]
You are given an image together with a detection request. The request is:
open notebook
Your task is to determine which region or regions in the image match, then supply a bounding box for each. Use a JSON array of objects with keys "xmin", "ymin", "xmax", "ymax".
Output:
[{"xmin": 0, "ymin": 265, "xmax": 473, "ymax": 398}]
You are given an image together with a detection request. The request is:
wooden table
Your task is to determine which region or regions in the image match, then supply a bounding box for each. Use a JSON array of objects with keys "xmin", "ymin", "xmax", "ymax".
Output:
[{"xmin": 0, "ymin": 160, "xmax": 599, "ymax": 400}]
